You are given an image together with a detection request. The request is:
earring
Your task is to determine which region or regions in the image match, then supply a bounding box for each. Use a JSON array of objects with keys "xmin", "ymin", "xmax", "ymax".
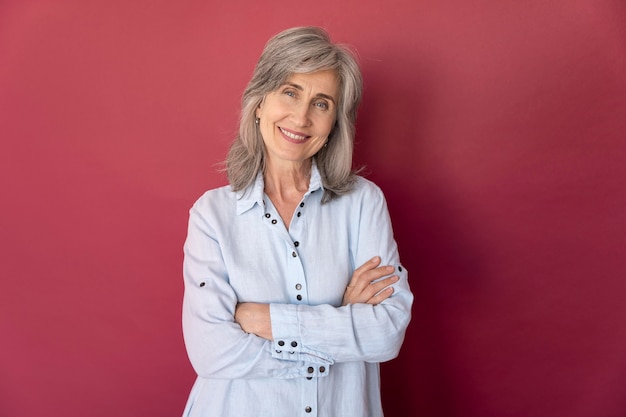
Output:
[{"xmin": 255, "ymin": 118, "xmax": 260, "ymax": 124}]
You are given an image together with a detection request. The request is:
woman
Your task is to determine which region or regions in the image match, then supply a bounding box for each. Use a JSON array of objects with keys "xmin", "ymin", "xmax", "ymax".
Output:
[{"xmin": 182, "ymin": 26, "xmax": 413, "ymax": 417}]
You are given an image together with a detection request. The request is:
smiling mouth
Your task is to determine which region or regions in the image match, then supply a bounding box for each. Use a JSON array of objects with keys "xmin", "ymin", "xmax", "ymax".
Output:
[{"xmin": 279, "ymin": 127, "xmax": 309, "ymax": 141}]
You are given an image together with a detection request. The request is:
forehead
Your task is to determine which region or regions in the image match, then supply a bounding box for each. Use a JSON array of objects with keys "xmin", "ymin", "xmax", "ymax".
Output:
[{"xmin": 282, "ymin": 70, "xmax": 339, "ymax": 98}]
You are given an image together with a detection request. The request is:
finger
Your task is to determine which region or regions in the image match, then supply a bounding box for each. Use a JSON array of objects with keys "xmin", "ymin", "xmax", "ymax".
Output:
[
  {"xmin": 368, "ymin": 286, "xmax": 395, "ymax": 305},
  {"xmin": 361, "ymin": 275, "xmax": 398, "ymax": 299},
  {"xmin": 347, "ymin": 256, "xmax": 382, "ymax": 287},
  {"xmin": 354, "ymin": 265, "xmax": 395, "ymax": 288},
  {"xmin": 342, "ymin": 274, "xmax": 397, "ymax": 306},
  {"xmin": 342, "ymin": 273, "xmax": 388, "ymax": 306},
  {"xmin": 354, "ymin": 256, "xmax": 382, "ymax": 275}
]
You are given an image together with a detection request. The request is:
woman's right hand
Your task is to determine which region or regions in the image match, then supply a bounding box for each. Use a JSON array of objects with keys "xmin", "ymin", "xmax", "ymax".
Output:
[{"xmin": 342, "ymin": 256, "xmax": 399, "ymax": 306}]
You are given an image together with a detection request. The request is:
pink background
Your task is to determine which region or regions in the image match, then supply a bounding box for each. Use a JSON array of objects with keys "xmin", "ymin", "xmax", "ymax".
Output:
[{"xmin": 1, "ymin": 1, "xmax": 625, "ymax": 416}]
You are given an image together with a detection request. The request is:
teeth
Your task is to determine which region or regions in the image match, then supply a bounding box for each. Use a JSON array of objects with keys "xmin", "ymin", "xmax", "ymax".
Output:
[{"xmin": 280, "ymin": 127, "xmax": 307, "ymax": 140}]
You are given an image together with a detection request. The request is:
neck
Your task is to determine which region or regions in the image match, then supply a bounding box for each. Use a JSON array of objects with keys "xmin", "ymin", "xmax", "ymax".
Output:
[{"xmin": 263, "ymin": 158, "xmax": 312, "ymax": 201}]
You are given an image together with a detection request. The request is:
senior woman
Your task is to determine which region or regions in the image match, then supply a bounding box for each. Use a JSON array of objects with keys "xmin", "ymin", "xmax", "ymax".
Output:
[{"xmin": 181, "ymin": 27, "xmax": 413, "ymax": 417}]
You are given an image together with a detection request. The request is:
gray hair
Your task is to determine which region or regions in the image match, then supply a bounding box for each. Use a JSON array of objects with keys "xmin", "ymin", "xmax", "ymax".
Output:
[{"xmin": 225, "ymin": 26, "xmax": 363, "ymax": 202}]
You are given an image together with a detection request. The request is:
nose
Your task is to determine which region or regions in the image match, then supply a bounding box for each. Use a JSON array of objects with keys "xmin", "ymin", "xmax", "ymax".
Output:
[{"xmin": 291, "ymin": 102, "xmax": 311, "ymax": 127}]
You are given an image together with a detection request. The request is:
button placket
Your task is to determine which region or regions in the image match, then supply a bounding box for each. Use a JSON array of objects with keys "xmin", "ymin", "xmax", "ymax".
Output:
[
  {"xmin": 287, "ymin": 236, "xmax": 306, "ymax": 304},
  {"xmin": 302, "ymin": 370, "xmax": 318, "ymax": 417},
  {"xmin": 286, "ymin": 197, "xmax": 308, "ymax": 305}
]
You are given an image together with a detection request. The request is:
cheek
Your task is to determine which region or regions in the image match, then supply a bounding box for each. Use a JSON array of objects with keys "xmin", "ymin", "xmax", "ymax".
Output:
[
  {"xmin": 319, "ymin": 117, "xmax": 336, "ymax": 137},
  {"xmin": 258, "ymin": 96, "xmax": 289, "ymax": 120},
  {"xmin": 258, "ymin": 121, "xmax": 274, "ymax": 142}
]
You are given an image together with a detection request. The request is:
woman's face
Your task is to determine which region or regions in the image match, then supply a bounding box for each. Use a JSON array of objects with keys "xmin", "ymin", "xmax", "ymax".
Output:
[{"xmin": 256, "ymin": 70, "xmax": 339, "ymax": 169}]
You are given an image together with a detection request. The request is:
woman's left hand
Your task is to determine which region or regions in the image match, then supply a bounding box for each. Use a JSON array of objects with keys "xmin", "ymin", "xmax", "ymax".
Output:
[{"xmin": 342, "ymin": 256, "xmax": 399, "ymax": 306}]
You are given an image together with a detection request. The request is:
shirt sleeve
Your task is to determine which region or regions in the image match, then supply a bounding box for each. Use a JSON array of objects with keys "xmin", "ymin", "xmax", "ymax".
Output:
[
  {"xmin": 182, "ymin": 200, "xmax": 327, "ymax": 380},
  {"xmin": 269, "ymin": 181, "xmax": 414, "ymax": 364}
]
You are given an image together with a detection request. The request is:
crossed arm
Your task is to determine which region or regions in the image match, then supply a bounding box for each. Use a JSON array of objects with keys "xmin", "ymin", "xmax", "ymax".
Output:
[{"xmin": 234, "ymin": 256, "xmax": 399, "ymax": 340}]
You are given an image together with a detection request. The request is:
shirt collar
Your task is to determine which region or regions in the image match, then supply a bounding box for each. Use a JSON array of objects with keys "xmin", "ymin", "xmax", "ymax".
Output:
[{"xmin": 235, "ymin": 159, "xmax": 325, "ymax": 215}]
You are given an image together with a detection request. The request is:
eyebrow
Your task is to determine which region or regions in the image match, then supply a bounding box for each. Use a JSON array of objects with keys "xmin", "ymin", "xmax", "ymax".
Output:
[{"xmin": 283, "ymin": 82, "xmax": 336, "ymax": 104}]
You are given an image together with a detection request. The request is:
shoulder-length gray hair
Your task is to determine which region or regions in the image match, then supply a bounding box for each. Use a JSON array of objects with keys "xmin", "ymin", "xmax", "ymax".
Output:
[{"xmin": 225, "ymin": 26, "xmax": 363, "ymax": 202}]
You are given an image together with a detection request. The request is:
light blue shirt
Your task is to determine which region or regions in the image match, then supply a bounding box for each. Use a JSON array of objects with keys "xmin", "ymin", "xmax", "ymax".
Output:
[{"xmin": 181, "ymin": 163, "xmax": 413, "ymax": 417}]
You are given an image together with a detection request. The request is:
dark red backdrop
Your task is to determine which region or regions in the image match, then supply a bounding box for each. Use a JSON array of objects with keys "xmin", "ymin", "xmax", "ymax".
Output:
[{"xmin": 1, "ymin": 1, "xmax": 625, "ymax": 416}]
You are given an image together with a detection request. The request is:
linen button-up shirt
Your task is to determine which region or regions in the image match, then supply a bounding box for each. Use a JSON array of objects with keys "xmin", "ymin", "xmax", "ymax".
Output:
[{"xmin": 182, "ymin": 164, "xmax": 413, "ymax": 417}]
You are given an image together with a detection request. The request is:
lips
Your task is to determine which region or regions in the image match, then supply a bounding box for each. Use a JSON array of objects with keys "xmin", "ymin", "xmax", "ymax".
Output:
[{"xmin": 279, "ymin": 127, "xmax": 309, "ymax": 141}]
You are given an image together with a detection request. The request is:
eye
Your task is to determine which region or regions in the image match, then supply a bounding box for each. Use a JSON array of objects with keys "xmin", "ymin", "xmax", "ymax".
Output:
[
  {"xmin": 314, "ymin": 101, "xmax": 329, "ymax": 110},
  {"xmin": 283, "ymin": 89, "xmax": 297, "ymax": 98}
]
